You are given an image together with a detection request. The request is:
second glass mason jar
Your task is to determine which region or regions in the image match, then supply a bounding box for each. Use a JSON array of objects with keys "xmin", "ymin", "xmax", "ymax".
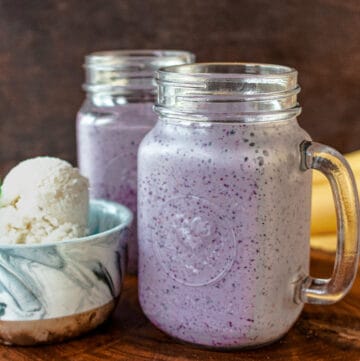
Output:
[
  {"xmin": 76, "ymin": 50, "xmax": 195, "ymax": 274},
  {"xmin": 137, "ymin": 63, "xmax": 359, "ymax": 348}
]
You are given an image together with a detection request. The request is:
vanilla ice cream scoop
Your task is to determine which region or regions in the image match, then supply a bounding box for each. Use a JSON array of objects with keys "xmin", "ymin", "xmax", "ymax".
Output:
[{"xmin": 0, "ymin": 157, "xmax": 89, "ymax": 244}]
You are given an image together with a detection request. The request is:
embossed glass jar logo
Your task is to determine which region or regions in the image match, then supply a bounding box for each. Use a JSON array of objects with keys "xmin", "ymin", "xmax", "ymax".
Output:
[{"xmin": 154, "ymin": 195, "xmax": 237, "ymax": 286}]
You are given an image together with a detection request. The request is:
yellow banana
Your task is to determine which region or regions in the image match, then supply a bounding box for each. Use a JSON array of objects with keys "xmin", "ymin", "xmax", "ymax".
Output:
[
  {"xmin": 311, "ymin": 149, "xmax": 360, "ymax": 238},
  {"xmin": 310, "ymin": 233, "xmax": 336, "ymax": 252},
  {"xmin": 282, "ymin": 149, "xmax": 360, "ymax": 250},
  {"xmin": 311, "ymin": 181, "xmax": 337, "ymax": 234}
]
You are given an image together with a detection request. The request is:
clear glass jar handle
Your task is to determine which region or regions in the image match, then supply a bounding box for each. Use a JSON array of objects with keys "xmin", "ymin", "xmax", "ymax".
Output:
[{"xmin": 296, "ymin": 141, "xmax": 360, "ymax": 305}]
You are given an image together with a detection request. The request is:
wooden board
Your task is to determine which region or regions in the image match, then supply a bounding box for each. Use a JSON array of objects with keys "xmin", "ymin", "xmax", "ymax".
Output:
[{"xmin": 1, "ymin": 250, "xmax": 360, "ymax": 360}]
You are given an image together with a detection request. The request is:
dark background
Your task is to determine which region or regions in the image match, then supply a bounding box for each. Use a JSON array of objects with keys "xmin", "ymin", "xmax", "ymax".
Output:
[{"xmin": 0, "ymin": 0, "xmax": 359, "ymax": 174}]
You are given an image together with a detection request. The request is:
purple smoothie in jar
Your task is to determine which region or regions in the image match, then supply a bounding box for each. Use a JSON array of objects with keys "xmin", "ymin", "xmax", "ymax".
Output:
[
  {"xmin": 138, "ymin": 120, "xmax": 311, "ymax": 348},
  {"xmin": 76, "ymin": 50, "xmax": 195, "ymax": 274},
  {"xmin": 138, "ymin": 63, "xmax": 315, "ymax": 348}
]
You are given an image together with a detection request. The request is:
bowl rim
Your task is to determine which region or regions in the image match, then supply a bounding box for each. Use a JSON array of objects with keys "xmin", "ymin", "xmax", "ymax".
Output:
[{"xmin": 0, "ymin": 198, "xmax": 133, "ymax": 249}]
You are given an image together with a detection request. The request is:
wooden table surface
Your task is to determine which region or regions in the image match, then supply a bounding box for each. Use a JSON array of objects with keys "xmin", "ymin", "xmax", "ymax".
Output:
[{"xmin": 1, "ymin": 250, "xmax": 359, "ymax": 361}]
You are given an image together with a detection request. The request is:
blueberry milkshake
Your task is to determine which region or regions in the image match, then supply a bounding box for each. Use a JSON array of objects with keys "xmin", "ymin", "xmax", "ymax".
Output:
[
  {"xmin": 138, "ymin": 118, "xmax": 312, "ymax": 348},
  {"xmin": 136, "ymin": 63, "xmax": 320, "ymax": 348},
  {"xmin": 77, "ymin": 103, "xmax": 155, "ymax": 272},
  {"xmin": 76, "ymin": 50, "xmax": 195, "ymax": 273}
]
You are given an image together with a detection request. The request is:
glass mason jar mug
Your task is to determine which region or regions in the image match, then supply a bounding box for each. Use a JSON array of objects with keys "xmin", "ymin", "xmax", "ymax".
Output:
[
  {"xmin": 76, "ymin": 50, "xmax": 195, "ymax": 274},
  {"xmin": 137, "ymin": 63, "xmax": 360, "ymax": 348}
]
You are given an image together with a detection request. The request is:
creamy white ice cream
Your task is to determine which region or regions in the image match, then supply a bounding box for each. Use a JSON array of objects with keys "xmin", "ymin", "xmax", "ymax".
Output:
[{"xmin": 0, "ymin": 157, "xmax": 89, "ymax": 244}]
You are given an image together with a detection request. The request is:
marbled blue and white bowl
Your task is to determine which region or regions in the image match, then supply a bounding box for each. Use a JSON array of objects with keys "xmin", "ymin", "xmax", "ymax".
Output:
[{"xmin": 0, "ymin": 199, "xmax": 132, "ymax": 345}]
